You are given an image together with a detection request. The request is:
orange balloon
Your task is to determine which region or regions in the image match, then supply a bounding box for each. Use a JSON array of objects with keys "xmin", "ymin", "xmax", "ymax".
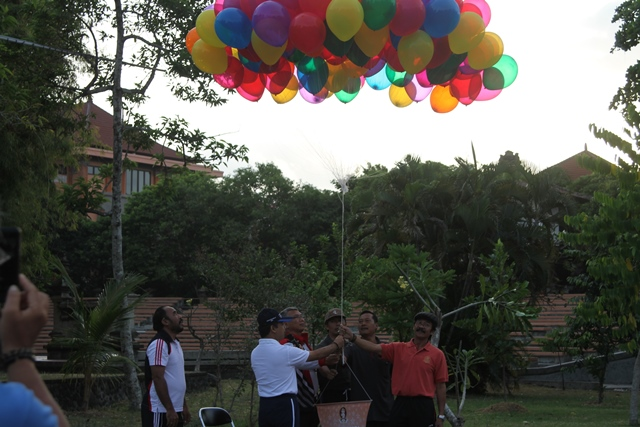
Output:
[
  {"xmin": 430, "ymin": 84, "xmax": 458, "ymax": 113},
  {"xmin": 467, "ymin": 32, "xmax": 503, "ymax": 70},
  {"xmin": 325, "ymin": 63, "xmax": 349, "ymax": 92},
  {"xmin": 185, "ymin": 28, "xmax": 200, "ymax": 54}
]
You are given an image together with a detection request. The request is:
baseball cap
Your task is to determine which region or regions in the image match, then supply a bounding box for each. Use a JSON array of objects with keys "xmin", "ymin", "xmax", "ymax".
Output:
[
  {"xmin": 257, "ymin": 308, "xmax": 293, "ymax": 327},
  {"xmin": 414, "ymin": 312, "xmax": 439, "ymax": 328},
  {"xmin": 324, "ymin": 308, "xmax": 346, "ymax": 323}
]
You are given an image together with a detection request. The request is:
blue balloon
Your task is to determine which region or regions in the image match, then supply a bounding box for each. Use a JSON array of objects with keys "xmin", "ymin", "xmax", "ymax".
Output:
[
  {"xmin": 421, "ymin": 0, "xmax": 460, "ymax": 38},
  {"xmin": 238, "ymin": 55, "xmax": 262, "ymax": 73},
  {"xmin": 297, "ymin": 58, "xmax": 328, "ymax": 94},
  {"xmin": 214, "ymin": 8, "xmax": 252, "ymax": 49},
  {"xmin": 389, "ymin": 30, "xmax": 402, "ymax": 50},
  {"xmin": 365, "ymin": 65, "xmax": 392, "ymax": 90}
]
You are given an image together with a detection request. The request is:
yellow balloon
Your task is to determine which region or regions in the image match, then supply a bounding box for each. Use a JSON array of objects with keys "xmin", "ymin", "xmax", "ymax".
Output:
[
  {"xmin": 397, "ymin": 30, "xmax": 434, "ymax": 74},
  {"xmin": 272, "ymin": 75, "xmax": 299, "ymax": 104},
  {"xmin": 467, "ymin": 32, "xmax": 503, "ymax": 70},
  {"xmin": 354, "ymin": 23, "xmax": 389, "ymax": 58},
  {"xmin": 389, "ymin": 85, "xmax": 413, "ymax": 108},
  {"xmin": 325, "ymin": 63, "xmax": 349, "ymax": 93},
  {"xmin": 191, "ymin": 39, "xmax": 228, "ymax": 75},
  {"xmin": 196, "ymin": 10, "xmax": 226, "ymax": 48},
  {"xmin": 251, "ymin": 32, "xmax": 286, "ymax": 66},
  {"xmin": 326, "ymin": 0, "xmax": 364, "ymax": 42},
  {"xmin": 448, "ymin": 12, "xmax": 485, "ymax": 54},
  {"xmin": 430, "ymin": 85, "xmax": 458, "ymax": 113}
]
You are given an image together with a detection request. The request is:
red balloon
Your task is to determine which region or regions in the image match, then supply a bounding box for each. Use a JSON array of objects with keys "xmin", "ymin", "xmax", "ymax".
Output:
[
  {"xmin": 389, "ymin": 0, "xmax": 426, "ymax": 36},
  {"xmin": 237, "ymin": 68, "xmax": 265, "ymax": 101},
  {"xmin": 239, "ymin": 0, "xmax": 262, "ymax": 18},
  {"xmin": 449, "ymin": 71, "xmax": 482, "ymax": 102},
  {"xmin": 265, "ymin": 57, "xmax": 294, "ymax": 94},
  {"xmin": 382, "ymin": 42, "xmax": 405, "ymax": 72},
  {"xmin": 290, "ymin": 12, "xmax": 326, "ymax": 56},
  {"xmin": 213, "ymin": 56, "xmax": 245, "ymax": 88},
  {"xmin": 224, "ymin": 0, "xmax": 242, "ymax": 9},
  {"xmin": 238, "ymin": 43, "xmax": 262, "ymax": 62},
  {"xmin": 299, "ymin": 0, "xmax": 331, "ymax": 20},
  {"xmin": 426, "ymin": 36, "xmax": 451, "ymax": 69},
  {"xmin": 273, "ymin": 0, "xmax": 300, "ymax": 18},
  {"xmin": 321, "ymin": 48, "xmax": 346, "ymax": 65}
]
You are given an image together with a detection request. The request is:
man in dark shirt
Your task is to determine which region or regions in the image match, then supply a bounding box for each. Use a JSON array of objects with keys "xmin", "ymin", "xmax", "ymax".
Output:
[
  {"xmin": 348, "ymin": 310, "xmax": 393, "ymax": 427},
  {"xmin": 317, "ymin": 308, "xmax": 351, "ymax": 403}
]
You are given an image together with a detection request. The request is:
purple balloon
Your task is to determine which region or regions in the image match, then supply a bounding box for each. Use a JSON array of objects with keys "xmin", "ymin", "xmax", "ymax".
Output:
[{"xmin": 252, "ymin": 1, "xmax": 291, "ymax": 47}]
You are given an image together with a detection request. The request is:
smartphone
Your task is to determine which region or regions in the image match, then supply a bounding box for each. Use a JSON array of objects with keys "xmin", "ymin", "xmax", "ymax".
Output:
[{"xmin": 0, "ymin": 226, "xmax": 21, "ymax": 305}]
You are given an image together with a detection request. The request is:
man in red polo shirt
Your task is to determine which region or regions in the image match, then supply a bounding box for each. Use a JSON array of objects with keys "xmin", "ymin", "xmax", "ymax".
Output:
[{"xmin": 339, "ymin": 312, "xmax": 448, "ymax": 427}]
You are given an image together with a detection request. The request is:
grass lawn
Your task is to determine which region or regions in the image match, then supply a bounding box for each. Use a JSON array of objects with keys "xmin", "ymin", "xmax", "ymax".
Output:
[{"xmin": 66, "ymin": 383, "xmax": 631, "ymax": 427}]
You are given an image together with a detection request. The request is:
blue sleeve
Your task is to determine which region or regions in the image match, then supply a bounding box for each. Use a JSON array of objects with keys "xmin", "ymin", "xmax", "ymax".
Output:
[{"xmin": 0, "ymin": 382, "xmax": 60, "ymax": 427}]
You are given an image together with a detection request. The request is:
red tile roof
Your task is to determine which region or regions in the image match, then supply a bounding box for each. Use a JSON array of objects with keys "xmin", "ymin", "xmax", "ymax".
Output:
[
  {"xmin": 81, "ymin": 102, "xmax": 187, "ymax": 162},
  {"xmin": 547, "ymin": 149, "xmax": 611, "ymax": 181}
]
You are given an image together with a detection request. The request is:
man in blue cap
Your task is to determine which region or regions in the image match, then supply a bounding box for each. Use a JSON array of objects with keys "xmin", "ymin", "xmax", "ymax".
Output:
[{"xmin": 251, "ymin": 308, "xmax": 346, "ymax": 427}]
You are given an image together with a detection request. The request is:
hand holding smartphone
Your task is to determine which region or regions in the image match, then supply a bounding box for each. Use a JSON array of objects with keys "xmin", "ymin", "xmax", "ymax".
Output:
[{"xmin": 0, "ymin": 226, "xmax": 21, "ymax": 305}]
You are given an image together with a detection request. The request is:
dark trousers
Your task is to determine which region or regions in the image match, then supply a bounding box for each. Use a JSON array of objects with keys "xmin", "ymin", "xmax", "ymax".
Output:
[
  {"xmin": 367, "ymin": 421, "xmax": 390, "ymax": 427},
  {"xmin": 259, "ymin": 393, "xmax": 300, "ymax": 427},
  {"xmin": 389, "ymin": 396, "xmax": 435, "ymax": 427},
  {"xmin": 300, "ymin": 405, "xmax": 319, "ymax": 427},
  {"xmin": 141, "ymin": 409, "xmax": 184, "ymax": 427}
]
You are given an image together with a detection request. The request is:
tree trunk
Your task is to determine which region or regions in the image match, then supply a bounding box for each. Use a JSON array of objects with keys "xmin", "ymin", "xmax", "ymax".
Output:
[
  {"xmin": 112, "ymin": 0, "xmax": 141, "ymax": 410},
  {"xmin": 630, "ymin": 351, "xmax": 640, "ymax": 426},
  {"xmin": 83, "ymin": 369, "xmax": 92, "ymax": 411}
]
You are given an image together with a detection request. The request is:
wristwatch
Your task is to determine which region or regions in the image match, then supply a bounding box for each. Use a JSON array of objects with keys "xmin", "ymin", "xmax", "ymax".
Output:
[{"xmin": 438, "ymin": 415, "xmax": 446, "ymax": 420}]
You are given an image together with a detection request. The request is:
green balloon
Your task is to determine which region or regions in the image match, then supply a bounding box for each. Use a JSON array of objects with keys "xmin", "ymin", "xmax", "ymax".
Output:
[
  {"xmin": 324, "ymin": 23, "xmax": 353, "ymax": 57},
  {"xmin": 362, "ymin": 0, "xmax": 396, "ymax": 31},
  {"xmin": 427, "ymin": 52, "xmax": 466, "ymax": 85},
  {"xmin": 336, "ymin": 76, "xmax": 361, "ymax": 103},
  {"xmin": 346, "ymin": 43, "xmax": 371, "ymax": 67},
  {"xmin": 483, "ymin": 55, "xmax": 518, "ymax": 90},
  {"xmin": 297, "ymin": 56, "xmax": 325, "ymax": 74},
  {"xmin": 385, "ymin": 65, "xmax": 412, "ymax": 87}
]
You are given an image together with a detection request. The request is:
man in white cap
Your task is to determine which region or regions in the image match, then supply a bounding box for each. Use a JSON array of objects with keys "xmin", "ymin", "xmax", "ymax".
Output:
[{"xmin": 251, "ymin": 308, "xmax": 345, "ymax": 427}]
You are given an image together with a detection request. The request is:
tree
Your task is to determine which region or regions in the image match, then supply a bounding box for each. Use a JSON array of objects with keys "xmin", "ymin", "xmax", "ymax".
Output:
[
  {"xmin": 65, "ymin": 0, "xmax": 251, "ymax": 407},
  {"xmin": 53, "ymin": 259, "xmax": 146, "ymax": 411},
  {"xmin": 0, "ymin": 0, "xmax": 92, "ymax": 280},
  {"xmin": 580, "ymin": 0, "xmax": 640, "ymax": 422}
]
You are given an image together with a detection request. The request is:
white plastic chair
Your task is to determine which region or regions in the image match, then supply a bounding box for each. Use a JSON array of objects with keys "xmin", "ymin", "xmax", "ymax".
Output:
[{"xmin": 198, "ymin": 407, "xmax": 236, "ymax": 427}]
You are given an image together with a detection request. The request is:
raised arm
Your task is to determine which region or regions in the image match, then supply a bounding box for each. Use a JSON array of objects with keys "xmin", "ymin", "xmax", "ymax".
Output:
[
  {"xmin": 1, "ymin": 275, "xmax": 70, "ymax": 427},
  {"xmin": 339, "ymin": 324, "xmax": 382, "ymax": 355},
  {"xmin": 307, "ymin": 335, "xmax": 345, "ymax": 362}
]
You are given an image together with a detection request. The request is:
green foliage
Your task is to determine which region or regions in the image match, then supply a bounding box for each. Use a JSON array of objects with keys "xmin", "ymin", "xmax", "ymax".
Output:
[
  {"xmin": 0, "ymin": 0, "xmax": 93, "ymax": 279},
  {"xmin": 52, "ymin": 258, "xmax": 147, "ymax": 410},
  {"xmin": 348, "ymin": 244, "xmax": 454, "ymax": 341},
  {"xmin": 454, "ymin": 240, "xmax": 539, "ymax": 392}
]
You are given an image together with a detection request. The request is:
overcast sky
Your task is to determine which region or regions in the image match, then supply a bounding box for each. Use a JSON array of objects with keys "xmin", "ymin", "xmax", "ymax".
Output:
[{"xmin": 100, "ymin": 0, "xmax": 638, "ymax": 190}]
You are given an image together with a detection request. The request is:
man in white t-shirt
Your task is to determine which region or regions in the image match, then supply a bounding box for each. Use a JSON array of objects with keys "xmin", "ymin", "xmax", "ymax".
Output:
[
  {"xmin": 141, "ymin": 306, "xmax": 191, "ymax": 427},
  {"xmin": 251, "ymin": 308, "xmax": 345, "ymax": 427}
]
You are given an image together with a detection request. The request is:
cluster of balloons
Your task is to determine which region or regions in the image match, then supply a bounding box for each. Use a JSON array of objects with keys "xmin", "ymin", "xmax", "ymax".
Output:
[{"xmin": 186, "ymin": 0, "xmax": 518, "ymax": 110}]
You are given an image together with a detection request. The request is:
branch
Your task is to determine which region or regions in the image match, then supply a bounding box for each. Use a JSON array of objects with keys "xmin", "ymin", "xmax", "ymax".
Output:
[
  {"xmin": 122, "ymin": 34, "xmax": 160, "ymax": 49},
  {"xmin": 393, "ymin": 261, "xmax": 436, "ymax": 308}
]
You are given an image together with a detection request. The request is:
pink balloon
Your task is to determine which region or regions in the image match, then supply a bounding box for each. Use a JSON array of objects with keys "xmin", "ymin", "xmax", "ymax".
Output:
[
  {"xmin": 475, "ymin": 73, "xmax": 501, "ymax": 100},
  {"xmin": 298, "ymin": 83, "xmax": 329, "ymax": 103},
  {"xmin": 462, "ymin": 0, "xmax": 491, "ymax": 26},
  {"xmin": 214, "ymin": 0, "xmax": 225, "ymax": 13},
  {"xmin": 405, "ymin": 76, "xmax": 433, "ymax": 101},
  {"xmin": 415, "ymin": 69, "xmax": 433, "ymax": 87}
]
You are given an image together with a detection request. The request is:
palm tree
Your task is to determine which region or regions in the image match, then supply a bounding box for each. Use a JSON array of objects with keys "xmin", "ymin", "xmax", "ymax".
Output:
[{"xmin": 53, "ymin": 259, "xmax": 146, "ymax": 411}]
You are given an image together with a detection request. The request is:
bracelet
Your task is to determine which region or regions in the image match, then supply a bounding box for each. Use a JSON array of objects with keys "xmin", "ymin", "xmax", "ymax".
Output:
[
  {"xmin": 332, "ymin": 341, "xmax": 340, "ymax": 351},
  {"xmin": 1, "ymin": 348, "xmax": 35, "ymax": 369}
]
